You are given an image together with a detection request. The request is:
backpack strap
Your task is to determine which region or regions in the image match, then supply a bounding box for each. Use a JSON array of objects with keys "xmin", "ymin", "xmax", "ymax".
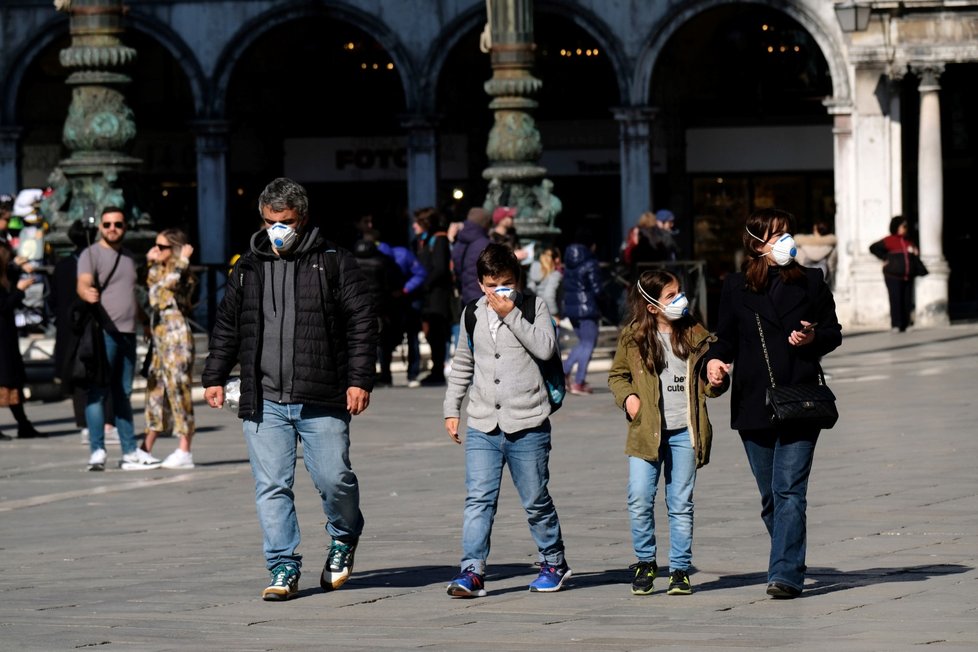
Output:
[
  {"xmin": 316, "ymin": 245, "xmax": 344, "ymax": 348},
  {"xmin": 520, "ymin": 292, "xmax": 537, "ymax": 325},
  {"xmin": 463, "ymin": 299, "xmax": 478, "ymax": 350}
]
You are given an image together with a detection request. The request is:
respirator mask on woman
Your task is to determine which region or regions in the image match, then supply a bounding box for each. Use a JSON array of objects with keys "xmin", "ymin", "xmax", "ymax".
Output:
[{"xmin": 746, "ymin": 227, "xmax": 797, "ymax": 266}]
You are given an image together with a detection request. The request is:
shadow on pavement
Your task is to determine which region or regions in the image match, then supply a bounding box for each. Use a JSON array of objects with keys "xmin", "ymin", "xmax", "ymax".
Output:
[{"xmin": 698, "ymin": 563, "xmax": 971, "ymax": 596}]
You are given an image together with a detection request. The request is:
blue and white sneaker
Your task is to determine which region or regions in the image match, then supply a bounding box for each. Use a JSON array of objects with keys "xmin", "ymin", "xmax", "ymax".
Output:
[
  {"xmin": 529, "ymin": 561, "xmax": 572, "ymax": 592},
  {"xmin": 447, "ymin": 566, "xmax": 487, "ymax": 598}
]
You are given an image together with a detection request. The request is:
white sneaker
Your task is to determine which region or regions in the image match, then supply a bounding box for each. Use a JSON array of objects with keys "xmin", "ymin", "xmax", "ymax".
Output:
[
  {"xmin": 87, "ymin": 448, "xmax": 107, "ymax": 472},
  {"xmin": 407, "ymin": 379, "xmax": 421, "ymax": 389},
  {"xmin": 161, "ymin": 449, "xmax": 195, "ymax": 469},
  {"xmin": 120, "ymin": 448, "xmax": 162, "ymax": 471},
  {"xmin": 80, "ymin": 428, "xmax": 89, "ymax": 444}
]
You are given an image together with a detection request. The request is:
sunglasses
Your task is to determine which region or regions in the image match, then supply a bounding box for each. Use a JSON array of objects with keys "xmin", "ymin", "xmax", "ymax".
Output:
[
  {"xmin": 102, "ymin": 221, "xmax": 125, "ymax": 229},
  {"xmin": 154, "ymin": 243, "xmax": 172, "ymax": 250}
]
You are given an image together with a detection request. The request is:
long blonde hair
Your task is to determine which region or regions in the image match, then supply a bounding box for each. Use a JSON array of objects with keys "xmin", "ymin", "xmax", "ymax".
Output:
[
  {"xmin": 157, "ymin": 228, "xmax": 198, "ymax": 314},
  {"xmin": 539, "ymin": 246, "xmax": 561, "ymax": 278}
]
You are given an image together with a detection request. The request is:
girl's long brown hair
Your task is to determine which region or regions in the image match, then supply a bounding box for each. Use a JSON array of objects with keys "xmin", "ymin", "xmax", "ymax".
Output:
[
  {"xmin": 742, "ymin": 208, "xmax": 805, "ymax": 292},
  {"xmin": 628, "ymin": 269, "xmax": 696, "ymax": 372}
]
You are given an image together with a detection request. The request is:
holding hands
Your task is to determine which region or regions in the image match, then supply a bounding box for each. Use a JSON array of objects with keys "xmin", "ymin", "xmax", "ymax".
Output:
[{"xmin": 707, "ymin": 359, "xmax": 732, "ymax": 388}]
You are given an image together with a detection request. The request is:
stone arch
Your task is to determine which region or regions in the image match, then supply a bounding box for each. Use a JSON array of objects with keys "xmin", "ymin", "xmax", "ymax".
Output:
[
  {"xmin": 419, "ymin": 0, "xmax": 630, "ymax": 114},
  {"xmin": 537, "ymin": 0, "xmax": 630, "ymax": 105},
  {"xmin": 0, "ymin": 15, "xmax": 68, "ymax": 125},
  {"xmin": 211, "ymin": 1, "xmax": 416, "ymax": 117},
  {"xmin": 126, "ymin": 11, "xmax": 209, "ymax": 117},
  {"xmin": 632, "ymin": 0, "xmax": 850, "ymax": 107}
]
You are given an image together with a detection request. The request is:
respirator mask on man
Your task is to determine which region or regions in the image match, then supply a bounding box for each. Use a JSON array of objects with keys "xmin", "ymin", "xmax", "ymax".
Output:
[
  {"xmin": 636, "ymin": 281, "xmax": 689, "ymax": 321},
  {"xmin": 746, "ymin": 227, "xmax": 797, "ymax": 266},
  {"xmin": 267, "ymin": 222, "xmax": 300, "ymax": 252}
]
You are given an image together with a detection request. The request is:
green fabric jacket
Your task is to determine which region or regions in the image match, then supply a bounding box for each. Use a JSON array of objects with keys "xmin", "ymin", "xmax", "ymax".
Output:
[{"xmin": 607, "ymin": 322, "xmax": 727, "ymax": 467}]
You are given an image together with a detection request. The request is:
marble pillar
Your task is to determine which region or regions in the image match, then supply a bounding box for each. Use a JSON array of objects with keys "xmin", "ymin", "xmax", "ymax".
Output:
[
  {"xmin": 0, "ymin": 127, "xmax": 21, "ymax": 193},
  {"xmin": 402, "ymin": 115, "xmax": 438, "ymax": 213},
  {"xmin": 613, "ymin": 106, "xmax": 656, "ymax": 246},
  {"xmin": 192, "ymin": 119, "xmax": 229, "ymax": 328},
  {"xmin": 914, "ymin": 65, "xmax": 949, "ymax": 326}
]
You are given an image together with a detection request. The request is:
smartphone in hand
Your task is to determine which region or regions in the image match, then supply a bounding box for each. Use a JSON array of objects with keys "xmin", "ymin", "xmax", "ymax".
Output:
[{"xmin": 800, "ymin": 322, "xmax": 818, "ymax": 335}]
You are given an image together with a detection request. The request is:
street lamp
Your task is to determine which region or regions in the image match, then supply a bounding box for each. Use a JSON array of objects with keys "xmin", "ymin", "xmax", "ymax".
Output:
[{"xmin": 835, "ymin": 2, "xmax": 872, "ymax": 33}]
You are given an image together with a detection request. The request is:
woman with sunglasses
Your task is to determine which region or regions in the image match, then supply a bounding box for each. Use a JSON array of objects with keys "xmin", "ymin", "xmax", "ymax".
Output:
[{"xmin": 142, "ymin": 228, "xmax": 198, "ymax": 468}]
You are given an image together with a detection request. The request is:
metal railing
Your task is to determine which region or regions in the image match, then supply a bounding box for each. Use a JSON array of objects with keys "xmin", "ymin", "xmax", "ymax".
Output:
[{"xmin": 603, "ymin": 259, "xmax": 709, "ymax": 325}]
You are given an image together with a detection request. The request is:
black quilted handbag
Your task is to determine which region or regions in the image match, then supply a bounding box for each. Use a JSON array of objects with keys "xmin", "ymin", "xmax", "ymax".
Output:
[{"xmin": 755, "ymin": 314, "xmax": 838, "ymax": 430}]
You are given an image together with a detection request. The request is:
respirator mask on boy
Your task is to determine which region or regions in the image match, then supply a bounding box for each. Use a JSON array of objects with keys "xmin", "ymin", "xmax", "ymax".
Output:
[
  {"xmin": 746, "ymin": 227, "xmax": 797, "ymax": 266},
  {"xmin": 636, "ymin": 281, "xmax": 689, "ymax": 321}
]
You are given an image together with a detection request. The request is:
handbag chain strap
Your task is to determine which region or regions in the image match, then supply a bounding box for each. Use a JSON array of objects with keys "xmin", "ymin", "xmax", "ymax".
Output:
[
  {"xmin": 754, "ymin": 312, "xmax": 825, "ymax": 389},
  {"xmin": 755, "ymin": 312, "xmax": 778, "ymax": 388}
]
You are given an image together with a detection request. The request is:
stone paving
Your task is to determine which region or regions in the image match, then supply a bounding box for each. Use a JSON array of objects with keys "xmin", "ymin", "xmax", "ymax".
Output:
[{"xmin": 0, "ymin": 325, "xmax": 976, "ymax": 650}]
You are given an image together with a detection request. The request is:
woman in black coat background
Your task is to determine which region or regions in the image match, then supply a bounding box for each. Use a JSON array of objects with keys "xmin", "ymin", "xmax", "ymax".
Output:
[
  {"xmin": 704, "ymin": 208, "xmax": 842, "ymax": 599},
  {"xmin": 0, "ymin": 244, "xmax": 43, "ymax": 439}
]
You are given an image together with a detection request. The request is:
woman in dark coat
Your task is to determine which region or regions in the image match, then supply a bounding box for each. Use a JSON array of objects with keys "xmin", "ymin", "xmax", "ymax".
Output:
[
  {"xmin": 0, "ymin": 244, "xmax": 43, "ymax": 439},
  {"xmin": 413, "ymin": 207, "xmax": 454, "ymax": 386},
  {"xmin": 704, "ymin": 208, "xmax": 841, "ymax": 599},
  {"xmin": 869, "ymin": 215, "xmax": 918, "ymax": 332},
  {"xmin": 561, "ymin": 232, "xmax": 604, "ymax": 394}
]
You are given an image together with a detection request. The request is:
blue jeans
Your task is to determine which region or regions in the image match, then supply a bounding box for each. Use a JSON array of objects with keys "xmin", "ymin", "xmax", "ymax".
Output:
[
  {"xmin": 563, "ymin": 318, "xmax": 598, "ymax": 384},
  {"xmin": 741, "ymin": 428, "xmax": 819, "ymax": 591},
  {"xmin": 243, "ymin": 401, "xmax": 364, "ymax": 571},
  {"xmin": 461, "ymin": 423, "xmax": 565, "ymax": 574},
  {"xmin": 627, "ymin": 428, "xmax": 696, "ymax": 570},
  {"xmin": 86, "ymin": 331, "xmax": 137, "ymax": 455}
]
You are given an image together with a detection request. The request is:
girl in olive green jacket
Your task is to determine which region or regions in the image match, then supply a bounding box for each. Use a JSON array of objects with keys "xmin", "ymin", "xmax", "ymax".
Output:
[{"xmin": 608, "ymin": 269, "xmax": 726, "ymax": 597}]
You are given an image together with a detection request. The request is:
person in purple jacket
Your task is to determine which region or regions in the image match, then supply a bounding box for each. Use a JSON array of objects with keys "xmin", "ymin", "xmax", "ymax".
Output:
[{"xmin": 451, "ymin": 207, "xmax": 492, "ymax": 306}]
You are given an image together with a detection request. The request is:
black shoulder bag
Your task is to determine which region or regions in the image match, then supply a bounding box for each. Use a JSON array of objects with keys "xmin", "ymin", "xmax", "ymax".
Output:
[
  {"xmin": 755, "ymin": 312, "xmax": 838, "ymax": 430},
  {"xmin": 66, "ymin": 249, "xmax": 122, "ymax": 388}
]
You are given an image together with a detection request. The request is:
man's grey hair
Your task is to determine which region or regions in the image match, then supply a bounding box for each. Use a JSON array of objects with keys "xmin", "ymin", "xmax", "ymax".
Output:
[{"xmin": 258, "ymin": 178, "xmax": 309, "ymax": 219}]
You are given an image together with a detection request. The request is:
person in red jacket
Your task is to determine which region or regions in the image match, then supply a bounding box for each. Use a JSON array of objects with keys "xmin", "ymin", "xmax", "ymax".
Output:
[{"xmin": 869, "ymin": 216, "xmax": 919, "ymax": 332}]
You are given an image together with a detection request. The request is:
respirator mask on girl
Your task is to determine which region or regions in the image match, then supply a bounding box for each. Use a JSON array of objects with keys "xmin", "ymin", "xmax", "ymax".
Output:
[
  {"xmin": 267, "ymin": 222, "xmax": 300, "ymax": 252},
  {"xmin": 636, "ymin": 281, "xmax": 689, "ymax": 321},
  {"xmin": 746, "ymin": 227, "xmax": 797, "ymax": 266}
]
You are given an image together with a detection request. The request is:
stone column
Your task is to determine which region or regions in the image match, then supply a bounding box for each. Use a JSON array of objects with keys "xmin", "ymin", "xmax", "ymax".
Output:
[
  {"xmin": 192, "ymin": 120, "xmax": 229, "ymax": 329},
  {"xmin": 825, "ymin": 101, "xmax": 855, "ymax": 321},
  {"xmin": 914, "ymin": 64, "xmax": 949, "ymax": 326},
  {"xmin": 402, "ymin": 115, "xmax": 438, "ymax": 213},
  {"xmin": 54, "ymin": 0, "xmax": 141, "ymax": 225},
  {"xmin": 0, "ymin": 127, "xmax": 22, "ymax": 193},
  {"xmin": 481, "ymin": 0, "xmax": 560, "ymax": 242},
  {"xmin": 613, "ymin": 106, "xmax": 656, "ymax": 246}
]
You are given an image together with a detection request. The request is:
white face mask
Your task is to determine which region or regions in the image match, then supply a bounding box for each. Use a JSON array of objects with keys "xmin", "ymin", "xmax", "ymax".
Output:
[
  {"xmin": 636, "ymin": 281, "xmax": 689, "ymax": 321},
  {"xmin": 267, "ymin": 222, "xmax": 299, "ymax": 252},
  {"xmin": 747, "ymin": 227, "xmax": 797, "ymax": 266}
]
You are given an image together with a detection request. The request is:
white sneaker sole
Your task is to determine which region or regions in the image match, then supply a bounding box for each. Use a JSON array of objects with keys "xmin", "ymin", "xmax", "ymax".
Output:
[
  {"xmin": 120, "ymin": 461, "xmax": 163, "ymax": 471},
  {"xmin": 161, "ymin": 461, "xmax": 195, "ymax": 469}
]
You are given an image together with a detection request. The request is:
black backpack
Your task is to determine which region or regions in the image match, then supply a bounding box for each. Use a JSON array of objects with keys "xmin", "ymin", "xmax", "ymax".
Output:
[{"xmin": 463, "ymin": 293, "xmax": 566, "ymax": 412}]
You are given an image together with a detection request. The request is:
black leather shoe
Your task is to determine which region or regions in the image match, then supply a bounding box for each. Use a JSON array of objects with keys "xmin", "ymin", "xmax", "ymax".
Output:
[
  {"xmin": 17, "ymin": 424, "xmax": 46, "ymax": 439},
  {"xmin": 766, "ymin": 582, "xmax": 801, "ymax": 599}
]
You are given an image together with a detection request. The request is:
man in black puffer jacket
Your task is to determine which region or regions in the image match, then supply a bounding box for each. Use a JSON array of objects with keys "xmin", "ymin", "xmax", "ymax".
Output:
[{"xmin": 202, "ymin": 178, "xmax": 376, "ymax": 602}]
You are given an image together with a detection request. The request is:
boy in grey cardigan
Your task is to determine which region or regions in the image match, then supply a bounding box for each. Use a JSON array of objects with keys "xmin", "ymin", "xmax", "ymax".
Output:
[{"xmin": 443, "ymin": 244, "xmax": 571, "ymax": 597}]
